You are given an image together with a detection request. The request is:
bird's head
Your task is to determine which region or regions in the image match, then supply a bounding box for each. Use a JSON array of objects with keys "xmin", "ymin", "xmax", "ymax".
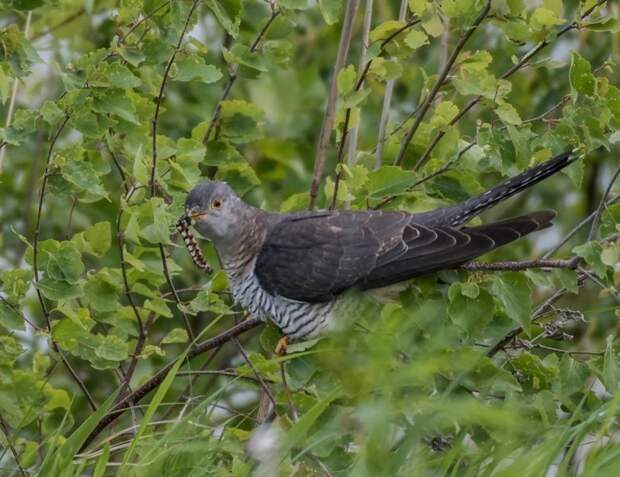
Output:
[{"xmin": 184, "ymin": 181, "xmax": 247, "ymax": 242}]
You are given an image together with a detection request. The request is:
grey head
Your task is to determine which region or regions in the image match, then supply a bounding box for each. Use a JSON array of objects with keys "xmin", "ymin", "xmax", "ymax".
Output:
[{"xmin": 185, "ymin": 181, "xmax": 252, "ymax": 243}]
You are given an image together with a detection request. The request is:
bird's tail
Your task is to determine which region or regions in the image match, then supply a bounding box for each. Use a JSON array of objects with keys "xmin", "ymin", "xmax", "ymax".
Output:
[{"xmin": 415, "ymin": 151, "xmax": 576, "ymax": 227}]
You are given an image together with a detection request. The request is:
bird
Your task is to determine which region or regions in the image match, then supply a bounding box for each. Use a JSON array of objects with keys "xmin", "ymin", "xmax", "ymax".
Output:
[{"xmin": 183, "ymin": 151, "xmax": 575, "ymax": 351}]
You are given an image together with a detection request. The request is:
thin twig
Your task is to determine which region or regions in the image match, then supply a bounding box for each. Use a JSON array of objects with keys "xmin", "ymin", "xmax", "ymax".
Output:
[
  {"xmin": 0, "ymin": 415, "xmax": 27, "ymax": 477},
  {"xmin": 309, "ymin": 0, "xmax": 360, "ymax": 209},
  {"xmin": 232, "ymin": 336, "xmax": 277, "ymax": 407},
  {"xmin": 150, "ymin": 0, "xmax": 199, "ymax": 197},
  {"xmin": 201, "ymin": 8, "xmax": 280, "ymax": 145},
  {"xmin": 415, "ymin": 0, "xmax": 610, "ymax": 169},
  {"xmin": 373, "ymin": 141, "xmax": 475, "ymax": 209},
  {"xmin": 81, "ymin": 318, "xmax": 264, "ymax": 451},
  {"xmin": 588, "ymin": 162, "xmax": 620, "ymax": 241},
  {"xmin": 395, "ymin": 0, "xmax": 491, "ymax": 168},
  {"xmin": 31, "ymin": 115, "xmax": 97, "ymax": 411},
  {"xmin": 148, "ymin": 0, "xmax": 200, "ymax": 341},
  {"xmin": 543, "ymin": 195, "xmax": 620, "ymax": 258},
  {"xmin": 118, "ymin": 313, "xmax": 155, "ymax": 401}
]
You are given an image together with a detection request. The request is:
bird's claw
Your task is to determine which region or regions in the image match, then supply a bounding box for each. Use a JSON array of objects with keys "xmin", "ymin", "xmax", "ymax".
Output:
[{"xmin": 275, "ymin": 336, "xmax": 289, "ymax": 356}]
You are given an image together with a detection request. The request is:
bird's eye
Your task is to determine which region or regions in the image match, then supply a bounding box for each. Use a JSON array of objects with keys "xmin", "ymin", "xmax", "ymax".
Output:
[{"xmin": 212, "ymin": 199, "xmax": 222, "ymax": 209}]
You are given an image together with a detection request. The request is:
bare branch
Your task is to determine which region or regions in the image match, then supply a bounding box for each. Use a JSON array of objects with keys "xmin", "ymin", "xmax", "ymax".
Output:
[
  {"xmin": 543, "ymin": 195, "xmax": 620, "ymax": 258},
  {"xmin": 346, "ymin": 0, "xmax": 374, "ymax": 170},
  {"xmin": 588, "ymin": 162, "xmax": 620, "ymax": 241},
  {"xmin": 232, "ymin": 336, "xmax": 277, "ymax": 407},
  {"xmin": 394, "ymin": 0, "xmax": 491, "ymax": 167},
  {"xmin": 309, "ymin": 0, "xmax": 360, "ymax": 209},
  {"xmin": 460, "ymin": 258, "xmax": 577, "ymax": 272}
]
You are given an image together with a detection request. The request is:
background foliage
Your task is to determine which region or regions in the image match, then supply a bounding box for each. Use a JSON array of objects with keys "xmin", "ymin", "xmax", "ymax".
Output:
[{"xmin": 0, "ymin": 0, "xmax": 619, "ymax": 475}]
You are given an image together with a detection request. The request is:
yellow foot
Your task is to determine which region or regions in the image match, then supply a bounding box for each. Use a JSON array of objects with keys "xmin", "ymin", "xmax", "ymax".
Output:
[{"xmin": 275, "ymin": 336, "xmax": 289, "ymax": 356}]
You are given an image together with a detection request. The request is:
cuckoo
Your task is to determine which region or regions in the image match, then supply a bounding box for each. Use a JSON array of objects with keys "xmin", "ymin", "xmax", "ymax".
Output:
[{"xmin": 181, "ymin": 152, "xmax": 575, "ymax": 350}]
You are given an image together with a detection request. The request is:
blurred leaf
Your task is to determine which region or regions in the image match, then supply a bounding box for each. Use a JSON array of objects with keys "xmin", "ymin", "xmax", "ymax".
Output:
[
  {"xmin": 570, "ymin": 52, "xmax": 596, "ymax": 97},
  {"xmin": 490, "ymin": 272, "xmax": 532, "ymax": 335}
]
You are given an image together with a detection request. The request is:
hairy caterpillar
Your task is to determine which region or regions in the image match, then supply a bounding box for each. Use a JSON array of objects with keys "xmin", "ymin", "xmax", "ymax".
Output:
[{"xmin": 176, "ymin": 216, "xmax": 213, "ymax": 274}]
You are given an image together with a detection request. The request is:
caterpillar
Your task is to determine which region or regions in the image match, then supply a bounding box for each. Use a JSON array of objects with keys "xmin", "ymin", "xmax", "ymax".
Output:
[{"xmin": 176, "ymin": 215, "xmax": 213, "ymax": 274}]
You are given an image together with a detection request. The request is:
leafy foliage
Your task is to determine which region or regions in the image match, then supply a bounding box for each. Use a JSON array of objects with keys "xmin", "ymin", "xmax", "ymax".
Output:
[{"xmin": 0, "ymin": 0, "xmax": 619, "ymax": 476}]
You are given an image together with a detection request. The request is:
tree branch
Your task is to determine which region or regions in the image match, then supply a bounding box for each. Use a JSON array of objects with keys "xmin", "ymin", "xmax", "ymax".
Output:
[
  {"xmin": 309, "ymin": 0, "xmax": 360, "ymax": 209},
  {"xmin": 460, "ymin": 258, "xmax": 577, "ymax": 272},
  {"xmin": 346, "ymin": 0, "xmax": 374, "ymax": 171},
  {"xmin": 80, "ymin": 318, "xmax": 264, "ymax": 451},
  {"xmin": 394, "ymin": 0, "xmax": 491, "ymax": 167},
  {"xmin": 375, "ymin": 0, "xmax": 412, "ymax": 168},
  {"xmin": 588, "ymin": 162, "xmax": 620, "ymax": 241}
]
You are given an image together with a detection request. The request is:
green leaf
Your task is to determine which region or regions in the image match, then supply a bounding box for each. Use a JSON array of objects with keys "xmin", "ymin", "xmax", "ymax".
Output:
[
  {"xmin": 572, "ymin": 241, "xmax": 607, "ymax": 277},
  {"xmin": 569, "ymin": 52, "xmax": 595, "ymax": 97},
  {"xmin": 496, "ymin": 101, "xmax": 522, "ymax": 125},
  {"xmin": 448, "ymin": 287, "xmax": 495, "ymax": 335},
  {"xmin": 161, "ymin": 328, "xmax": 189, "ymax": 344},
  {"xmin": 370, "ymin": 21, "xmax": 406, "ymax": 42},
  {"xmin": 0, "ymin": 301, "xmax": 23, "ymax": 331},
  {"xmin": 530, "ymin": 7, "xmax": 564, "ymax": 30},
  {"xmin": 36, "ymin": 277, "xmax": 83, "ymax": 301},
  {"xmin": 45, "ymin": 242, "xmax": 84, "ymax": 285},
  {"xmin": 92, "ymin": 63, "xmax": 141, "ymax": 89},
  {"xmin": 1, "ymin": 268, "xmax": 32, "ymax": 302},
  {"xmin": 72, "ymin": 222, "xmax": 112, "ymax": 257},
  {"xmin": 490, "ymin": 272, "xmax": 532, "ymax": 335},
  {"xmin": 368, "ymin": 166, "xmax": 417, "ymax": 199},
  {"xmin": 206, "ymin": 0, "xmax": 242, "ymax": 37},
  {"xmin": 182, "ymin": 290, "xmax": 232, "ymax": 315},
  {"xmin": 431, "ymin": 101, "xmax": 458, "ymax": 128},
  {"xmin": 403, "ymin": 30, "xmax": 429, "ymax": 50},
  {"xmin": 61, "ymin": 160, "xmax": 109, "ymax": 201},
  {"xmin": 84, "ymin": 269, "xmax": 121, "ymax": 313},
  {"xmin": 218, "ymin": 100, "xmax": 264, "ymax": 144},
  {"xmin": 174, "ymin": 55, "xmax": 222, "ymax": 83},
  {"xmin": 318, "ymin": 0, "xmax": 343, "ymax": 24},
  {"xmin": 337, "ymin": 65, "xmax": 356, "ymax": 96},
  {"xmin": 510, "ymin": 352, "xmax": 558, "ymax": 391}
]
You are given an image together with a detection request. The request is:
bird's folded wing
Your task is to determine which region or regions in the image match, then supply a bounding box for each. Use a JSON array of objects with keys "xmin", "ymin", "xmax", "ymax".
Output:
[{"xmin": 254, "ymin": 210, "xmax": 554, "ymax": 302}]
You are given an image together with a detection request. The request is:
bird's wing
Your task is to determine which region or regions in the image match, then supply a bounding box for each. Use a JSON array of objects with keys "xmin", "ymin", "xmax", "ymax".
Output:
[
  {"xmin": 255, "ymin": 210, "xmax": 555, "ymax": 301},
  {"xmin": 254, "ymin": 211, "xmax": 410, "ymax": 302},
  {"xmin": 359, "ymin": 210, "xmax": 555, "ymax": 289}
]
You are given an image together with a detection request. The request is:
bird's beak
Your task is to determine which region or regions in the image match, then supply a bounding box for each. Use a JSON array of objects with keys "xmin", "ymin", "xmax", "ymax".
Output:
[{"xmin": 190, "ymin": 211, "xmax": 208, "ymax": 221}]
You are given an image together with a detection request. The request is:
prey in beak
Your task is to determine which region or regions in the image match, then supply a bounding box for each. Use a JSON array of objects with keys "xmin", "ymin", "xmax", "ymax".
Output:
[{"xmin": 176, "ymin": 213, "xmax": 213, "ymax": 274}]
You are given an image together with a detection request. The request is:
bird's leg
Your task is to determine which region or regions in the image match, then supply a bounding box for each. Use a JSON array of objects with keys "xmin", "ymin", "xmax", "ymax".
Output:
[{"xmin": 275, "ymin": 336, "xmax": 289, "ymax": 356}]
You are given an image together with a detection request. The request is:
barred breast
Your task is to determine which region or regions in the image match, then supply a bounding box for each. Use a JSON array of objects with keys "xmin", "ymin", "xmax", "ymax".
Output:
[{"xmin": 224, "ymin": 257, "xmax": 334, "ymax": 341}]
